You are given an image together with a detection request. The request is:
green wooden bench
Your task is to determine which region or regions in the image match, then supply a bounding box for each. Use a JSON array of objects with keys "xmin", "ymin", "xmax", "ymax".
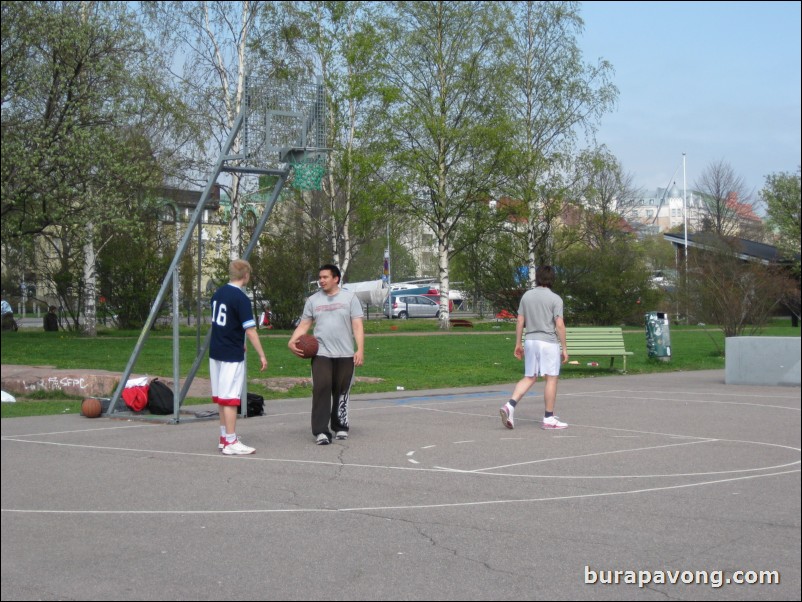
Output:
[{"xmin": 565, "ymin": 327, "xmax": 634, "ymax": 372}]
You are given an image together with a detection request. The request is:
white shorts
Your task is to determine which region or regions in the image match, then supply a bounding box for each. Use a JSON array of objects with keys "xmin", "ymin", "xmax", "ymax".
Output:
[
  {"xmin": 523, "ymin": 339, "xmax": 561, "ymax": 377},
  {"xmin": 210, "ymin": 359, "xmax": 245, "ymax": 406}
]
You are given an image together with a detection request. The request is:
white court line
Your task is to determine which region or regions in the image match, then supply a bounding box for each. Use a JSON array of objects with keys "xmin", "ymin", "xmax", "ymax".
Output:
[
  {"xmin": 0, "ymin": 437, "xmax": 478, "ymax": 474},
  {"xmin": 578, "ymin": 388, "xmax": 800, "ymax": 400},
  {"xmin": 471, "ymin": 439, "xmax": 717, "ymax": 472},
  {"xmin": 336, "ymin": 469, "xmax": 801, "ymax": 512},
  {"xmin": 3, "ymin": 391, "xmax": 799, "ymax": 516},
  {"xmin": 564, "ymin": 390, "xmax": 800, "ymax": 411},
  {"xmin": 1, "ymin": 423, "xmax": 159, "ymax": 438},
  {"xmin": 3, "ymin": 469, "xmax": 797, "ymax": 515},
  {"xmin": 4, "ymin": 434, "xmax": 799, "ymax": 481},
  {"xmin": 433, "ymin": 461, "xmax": 802, "ymax": 479}
]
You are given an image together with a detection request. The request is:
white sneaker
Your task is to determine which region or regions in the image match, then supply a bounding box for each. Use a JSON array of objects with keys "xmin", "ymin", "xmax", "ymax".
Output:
[
  {"xmin": 221, "ymin": 439, "xmax": 255, "ymax": 455},
  {"xmin": 334, "ymin": 431, "xmax": 348, "ymax": 440},
  {"xmin": 316, "ymin": 433, "xmax": 331, "ymax": 445},
  {"xmin": 541, "ymin": 416, "xmax": 567, "ymax": 430},
  {"xmin": 499, "ymin": 405, "xmax": 514, "ymax": 429}
]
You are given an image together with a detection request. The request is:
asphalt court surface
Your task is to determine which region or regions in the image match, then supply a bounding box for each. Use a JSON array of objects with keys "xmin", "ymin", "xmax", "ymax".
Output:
[{"xmin": 2, "ymin": 369, "xmax": 800, "ymax": 600}]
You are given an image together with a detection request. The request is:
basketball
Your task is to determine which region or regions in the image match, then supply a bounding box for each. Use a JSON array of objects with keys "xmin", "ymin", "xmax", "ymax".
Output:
[
  {"xmin": 297, "ymin": 334, "xmax": 319, "ymax": 358},
  {"xmin": 81, "ymin": 397, "xmax": 102, "ymax": 418}
]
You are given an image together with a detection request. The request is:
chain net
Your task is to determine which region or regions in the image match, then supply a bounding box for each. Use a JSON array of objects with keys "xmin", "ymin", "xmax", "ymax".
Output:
[{"xmin": 290, "ymin": 160, "xmax": 326, "ymax": 191}]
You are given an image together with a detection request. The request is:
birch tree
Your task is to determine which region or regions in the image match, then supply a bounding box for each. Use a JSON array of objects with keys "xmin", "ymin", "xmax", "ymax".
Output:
[
  {"xmin": 376, "ymin": 0, "xmax": 512, "ymax": 327},
  {"xmin": 299, "ymin": 1, "xmax": 392, "ymax": 280},
  {"xmin": 503, "ymin": 1, "xmax": 617, "ymax": 281},
  {"xmin": 144, "ymin": 1, "xmax": 302, "ymax": 259}
]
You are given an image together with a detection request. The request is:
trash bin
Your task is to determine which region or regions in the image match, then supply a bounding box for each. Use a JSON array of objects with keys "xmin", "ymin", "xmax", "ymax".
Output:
[{"xmin": 645, "ymin": 311, "xmax": 671, "ymax": 361}]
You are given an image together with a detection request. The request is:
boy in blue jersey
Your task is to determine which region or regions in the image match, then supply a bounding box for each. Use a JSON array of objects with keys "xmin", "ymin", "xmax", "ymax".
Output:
[{"xmin": 210, "ymin": 259, "xmax": 268, "ymax": 455}]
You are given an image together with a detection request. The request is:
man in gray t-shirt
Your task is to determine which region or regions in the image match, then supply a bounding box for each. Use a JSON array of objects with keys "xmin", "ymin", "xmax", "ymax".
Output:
[
  {"xmin": 289, "ymin": 264, "xmax": 364, "ymax": 445},
  {"xmin": 498, "ymin": 266, "xmax": 570, "ymax": 431}
]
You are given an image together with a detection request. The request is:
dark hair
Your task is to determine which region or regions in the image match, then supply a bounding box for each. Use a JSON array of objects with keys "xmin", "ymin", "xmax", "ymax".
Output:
[
  {"xmin": 535, "ymin": 265, "xmax": 556, "ymax": 289},
  {"xmin": 319, "ymin": 264, "xmax": 341, "ymax": 282}
]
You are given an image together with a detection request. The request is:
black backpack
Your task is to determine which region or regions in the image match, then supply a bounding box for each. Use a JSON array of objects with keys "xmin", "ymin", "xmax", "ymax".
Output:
[
  {"xmin": 148, "ymin": 379, "xmax": 175, "ymax": 415},
  {"xmin": 242, "ymin": 392, "xmax": 265, "ymax": 417}
]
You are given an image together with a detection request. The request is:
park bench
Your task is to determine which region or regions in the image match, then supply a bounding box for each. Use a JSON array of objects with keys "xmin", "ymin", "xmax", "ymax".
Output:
[{"xmin": 565, "ymin": 327, "xmax": 634, "ymax": 372}]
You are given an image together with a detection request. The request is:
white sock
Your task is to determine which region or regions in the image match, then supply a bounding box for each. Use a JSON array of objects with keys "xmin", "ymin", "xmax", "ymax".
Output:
[
  {"xmin": 226, "ymin": 433, "xmax": 236, "ymax": 444},
  {"xmin": 220, "ymin": 426, "xmax": 226, "ymax": 437}
]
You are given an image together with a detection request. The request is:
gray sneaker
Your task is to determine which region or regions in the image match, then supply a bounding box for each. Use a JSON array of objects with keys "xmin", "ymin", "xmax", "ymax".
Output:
[
  {"xmin": 335, "ymin": 430, "xmax": 348, "ymax": 440},
  {"xmin": 316, "ymin": 433, "xmax": 330, "ymax": 445}
]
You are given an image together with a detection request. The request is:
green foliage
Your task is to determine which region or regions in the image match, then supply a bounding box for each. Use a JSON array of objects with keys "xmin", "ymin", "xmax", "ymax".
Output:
[
  {"xmin": 762, "ymin": 168, "xmax": 801, "ymax": 277},
  {"xmin": 639, "ymin": 234, "xmax": 677, "ymax": 272},
  {"xmin": 559, "ymin": 240, "xmax": 660, "ymax": 325},
  {"xmin": 347, "ymin": 236, "xmax": 417, "ymax": 284},
  {"xmin": 374, "ymin": 1, "xmax": 514, "ymax": 325},
  {"xmin": 248, "ymin": 234, "xmax": 315, "ymax": 330},
  {"xmin": 1, "ymin": 2, "xmax": 167, "ymax": 240},
  {"xmin": 454, "ymin": 225, "xmax": 527, "ymax": 315},
  {"xmin": 503, "ymin": 2, "xmax": 618, "ymax": 270},
  {"xmin": 681, "ymin": 236, "xmax": 796, "ymax": 341},
  {"xmin": 1, "ymin": 1, "xmax": 193, "ymax": 336},
  {"xmin": 96, "ymin": 214, "xmax": 173, "ymax": 329}
]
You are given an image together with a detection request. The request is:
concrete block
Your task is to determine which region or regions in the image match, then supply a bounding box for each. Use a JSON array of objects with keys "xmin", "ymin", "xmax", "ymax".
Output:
[{"xmin": 725, "ymin": 337, "xmax": 801, "ymax": 386}]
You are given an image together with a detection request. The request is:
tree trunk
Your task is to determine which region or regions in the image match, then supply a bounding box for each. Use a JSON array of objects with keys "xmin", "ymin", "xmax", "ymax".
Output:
[
  {"xmin": 438, "ymin": 232, "xmax": 451, "ymax": 329},
  {"xmin": 82, "ymin": 222, "xmax": 97, "ymax": 336}
]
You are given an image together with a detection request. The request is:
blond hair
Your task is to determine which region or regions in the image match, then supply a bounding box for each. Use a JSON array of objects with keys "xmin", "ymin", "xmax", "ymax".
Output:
[{"xmin": 229, "ymin": 259, "xmax": 252, "ymax": 281}]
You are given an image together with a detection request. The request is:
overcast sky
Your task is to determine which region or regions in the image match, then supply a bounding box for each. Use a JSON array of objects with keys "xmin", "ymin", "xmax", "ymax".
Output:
[{"xmin": 578, "ymin": 1, "xmax": 801, "ymax": 202}]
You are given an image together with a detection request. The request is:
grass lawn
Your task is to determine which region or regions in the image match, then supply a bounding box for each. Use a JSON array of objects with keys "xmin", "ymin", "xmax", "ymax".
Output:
[{"xmin": 2, "ymin": 317, "xmax": 798, "ymax": 418}]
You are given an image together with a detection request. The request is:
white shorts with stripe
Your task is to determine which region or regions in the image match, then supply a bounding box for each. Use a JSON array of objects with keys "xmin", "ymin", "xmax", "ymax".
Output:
[
  {"xmin": 523, "ymin": 339, "xmax": 561, "ymax": 377},
  {"xmin": 210, "ymin": 359, "xmax": 245, "ymax": 406}
]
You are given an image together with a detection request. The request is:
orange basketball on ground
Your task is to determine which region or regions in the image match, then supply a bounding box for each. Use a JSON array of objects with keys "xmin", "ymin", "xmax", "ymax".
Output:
[
  {"xmin": 81, "ymin": 397, "xmax": 102, "ymax": 418},
  {"xmin": 297, "ymin": 334, "xmax": 319, "ymax": 358}
]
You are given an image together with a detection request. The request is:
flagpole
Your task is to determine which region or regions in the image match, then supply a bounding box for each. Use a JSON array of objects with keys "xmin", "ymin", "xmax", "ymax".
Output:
[
  {"xmin": 385, "ymin": 223, "xmax": 391, "ymax": 306},
  {"xmin": 683, "ymin": 153, "xmax": 687, "ymax": 270},
  {"xmin": 683, "ymin": 152, "xmax": 688, "ymax": 324}
]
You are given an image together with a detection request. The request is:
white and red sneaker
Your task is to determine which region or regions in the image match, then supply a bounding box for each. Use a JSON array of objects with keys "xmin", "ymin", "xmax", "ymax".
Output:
[
  {"xmin": 218, "ymin": 436, "xmax": 226, "ymax": 450},
  {"xmin": 541, "ymin": 416, "xmax": 567, "ymax": 430},
  {"xmin": 499, "ymin": 405, "xmax": 514, "ymax": 429},
  {"xmin": 222, "ymin": 439, "xmax": 255, "ymax": 455}
]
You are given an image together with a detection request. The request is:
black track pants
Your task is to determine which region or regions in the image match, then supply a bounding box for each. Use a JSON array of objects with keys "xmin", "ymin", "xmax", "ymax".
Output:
[{"xmin": 310, "ymin": 356, "xmax": 355, "ymax": 438}]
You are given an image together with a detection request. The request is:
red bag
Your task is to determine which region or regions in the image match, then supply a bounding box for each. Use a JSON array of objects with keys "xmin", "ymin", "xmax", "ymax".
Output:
[{"xmin": 122, "ymin": 377, "xmax": 150, "ymax": 412}]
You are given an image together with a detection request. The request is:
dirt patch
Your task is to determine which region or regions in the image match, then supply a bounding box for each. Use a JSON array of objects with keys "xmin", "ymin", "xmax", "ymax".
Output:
[
  {"xmin": 252, "ymin": 376, "xmax": 384, "ymax": 393},
  {"xmin": 1, "ymin": 364, "xmax": 384, "ymax": 399}
]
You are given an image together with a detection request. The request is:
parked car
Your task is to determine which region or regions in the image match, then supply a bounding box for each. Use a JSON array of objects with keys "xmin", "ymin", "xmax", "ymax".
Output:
[
  {"xmin": 420, "ymin": 292, "xmax": 454, "ymax": 312},
  {"xmin": 384, "ymin": 294, "xmax": 442, "ymax": 319}
]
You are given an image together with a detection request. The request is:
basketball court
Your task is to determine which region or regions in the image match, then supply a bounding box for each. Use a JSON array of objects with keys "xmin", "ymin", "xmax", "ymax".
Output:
[{"xmin": 2, "ymin": 369, "xmax": 799, "ymax": 600}]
